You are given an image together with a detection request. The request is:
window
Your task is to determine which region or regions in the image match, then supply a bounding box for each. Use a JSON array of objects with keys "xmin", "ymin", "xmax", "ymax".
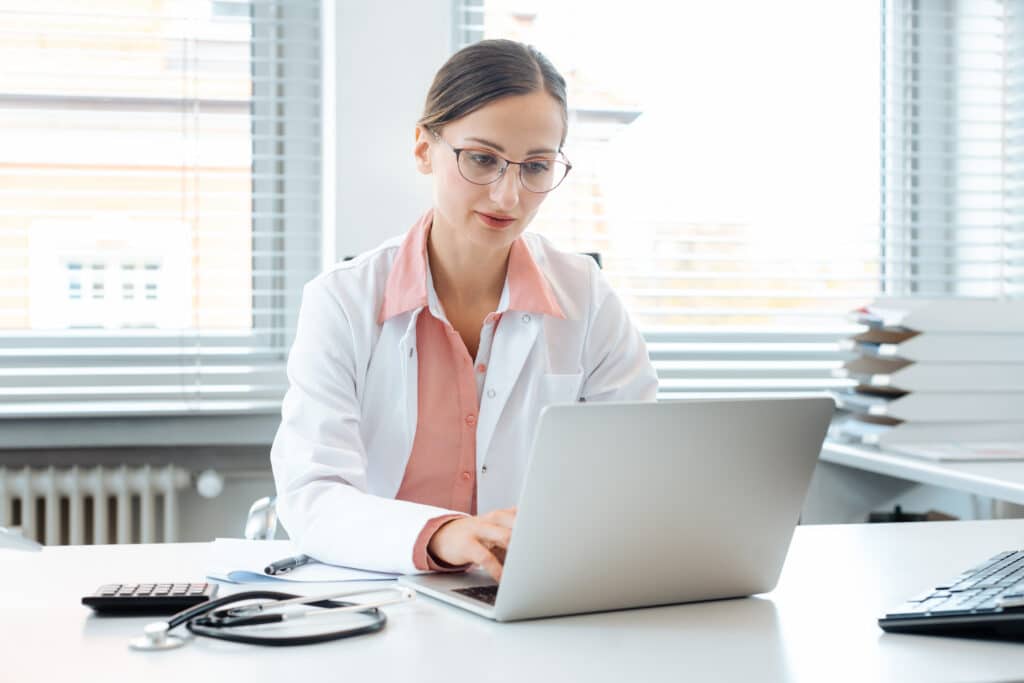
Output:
[
  {"xmin": 0, "ymin": 0, "xmax": 321, "ymax": 418},
  {"xmin": 882, "ymin": 0, "xmax": 1022, "ymax": 299},
  {"xmin": 456, "ymin": 0, "xmax": 1022, "ymax": 398}
]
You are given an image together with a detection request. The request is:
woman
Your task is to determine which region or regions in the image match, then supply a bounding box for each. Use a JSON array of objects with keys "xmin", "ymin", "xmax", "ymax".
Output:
[{"xmin": 270, "ymin": 39, "xmax": 657, "ymax": 580}]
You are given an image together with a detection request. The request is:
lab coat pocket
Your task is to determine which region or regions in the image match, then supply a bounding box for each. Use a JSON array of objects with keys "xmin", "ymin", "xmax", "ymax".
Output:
[{"xmin": 537, "ymin": 372, "xmax": 584, "ymax": 405}]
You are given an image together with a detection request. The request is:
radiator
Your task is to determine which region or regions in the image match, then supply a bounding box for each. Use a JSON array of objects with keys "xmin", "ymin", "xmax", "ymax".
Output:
[{"xmin": 0, "ymin": 465, "xmax": 190, "ymax": 546}]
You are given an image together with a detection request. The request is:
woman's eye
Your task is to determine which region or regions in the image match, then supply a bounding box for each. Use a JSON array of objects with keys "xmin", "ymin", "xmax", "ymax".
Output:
[
  {"xmin": 468, "ymin": 153, "xmax": 498, "ymax": 167},
  {"xmin": 523, "ymin": 160, "xmax": 552, "ymax": 175}
]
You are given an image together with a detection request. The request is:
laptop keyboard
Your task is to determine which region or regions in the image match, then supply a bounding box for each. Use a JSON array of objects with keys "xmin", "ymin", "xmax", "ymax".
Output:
[
  {"xmin": 453, "ymin": 585, "xmax": 498, "ymax": 605},
  {"xmin": 880, "ymin": 550, "xmax": 1024, "ymax": 637}
]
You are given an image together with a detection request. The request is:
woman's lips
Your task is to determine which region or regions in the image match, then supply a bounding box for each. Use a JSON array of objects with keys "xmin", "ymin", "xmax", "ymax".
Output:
[{"xmin": 476, "ymin": 211, "xmax": 516, "ymax": 229}]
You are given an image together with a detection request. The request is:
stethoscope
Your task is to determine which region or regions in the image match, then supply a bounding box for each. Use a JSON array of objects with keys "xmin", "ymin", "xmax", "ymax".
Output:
[{"xmin": 129, "ymin": 586, "xmax": 414, "ymax": 650}]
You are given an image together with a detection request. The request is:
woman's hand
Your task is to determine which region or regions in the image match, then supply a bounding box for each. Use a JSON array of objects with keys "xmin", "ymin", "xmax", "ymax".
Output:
[{"xmin": 427, "ymin": 507, "xmax": 517, "ymax": 582}]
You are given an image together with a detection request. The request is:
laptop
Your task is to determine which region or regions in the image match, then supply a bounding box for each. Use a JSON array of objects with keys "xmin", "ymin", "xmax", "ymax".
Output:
[{"xmin": 398, "ymin": 397, "xmax": 834, "ymax": 621}]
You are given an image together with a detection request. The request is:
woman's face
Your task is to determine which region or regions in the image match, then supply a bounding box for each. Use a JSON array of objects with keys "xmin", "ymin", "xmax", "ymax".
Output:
[{"xmin": 414, "ymin": 90, "xmax": 565, "ymax": 253}]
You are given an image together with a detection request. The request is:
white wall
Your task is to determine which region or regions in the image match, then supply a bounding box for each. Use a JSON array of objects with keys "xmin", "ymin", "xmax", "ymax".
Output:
[{"xmin": 330, "ymin": 0, "xmax": 454, "ymax": 261}]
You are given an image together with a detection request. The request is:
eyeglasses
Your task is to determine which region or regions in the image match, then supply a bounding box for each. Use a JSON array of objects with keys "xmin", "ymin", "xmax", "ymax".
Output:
[{"xmin": 433, "ymin": 132, "xmax": 572, "ymax": 194}]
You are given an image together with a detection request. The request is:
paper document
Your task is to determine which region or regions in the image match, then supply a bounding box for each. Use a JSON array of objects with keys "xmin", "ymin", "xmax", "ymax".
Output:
[
  {"xmin": 0, "ymin": 527, "xmax": 42, "ymax": 552},
  {"xmin": 208, "ymin": 538, "xmax": 398, "ymax": 583},
  {"xmin": 887, "ymin": 442, "xmax": 1024, "ymax": 462}
]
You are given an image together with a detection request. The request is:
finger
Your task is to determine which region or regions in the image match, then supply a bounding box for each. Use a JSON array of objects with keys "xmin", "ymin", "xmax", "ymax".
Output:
[
  {"xmin": 470, "ymin": 543, "xmax": 503, "ymax": 582},
  {"xmin": 482, "ymin": 508, "xmax": 516, "ymax": 529},
  {"xmin": 474, "ymin": 522, "xmax": 512, "ymax": 550}
]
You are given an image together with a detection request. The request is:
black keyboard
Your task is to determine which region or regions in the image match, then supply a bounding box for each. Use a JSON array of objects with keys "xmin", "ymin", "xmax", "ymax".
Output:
[
  {"xmin": 453, "ymin": 585, "xmax": 499, "ymax": 605},
  {"xmin": 880, "ymin": 550, "xmax": 1024, "ymax": 638}
]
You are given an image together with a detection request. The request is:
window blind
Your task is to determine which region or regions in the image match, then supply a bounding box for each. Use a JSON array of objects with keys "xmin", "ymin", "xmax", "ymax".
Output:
[
  {"xmin": 0, "ymin": 0, "xmax": 321, "ymax": 418},
  {"xmin": 882, "ymin": 0, "xmax": 1022, "ymax": 300},
  {"xmin": 455, "ymin": 1, "xmax": 877, "ymax": 398},
  {"xmin": 457, "ymin": 0, "xmax": 1022, "ymax": 399}
]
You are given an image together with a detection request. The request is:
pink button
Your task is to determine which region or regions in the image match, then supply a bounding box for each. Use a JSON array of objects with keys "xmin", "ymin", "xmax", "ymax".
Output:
[
  {"xmin": 465, "ymin": 414, "xmax": 476, "ymax": 426},
  {"xmin": 476, "ymin": 363, "xmax": 487, "ymax": 374},
  {"xmin": 461, "ymin": 471, "xmax": 472, "ymax": 482}
]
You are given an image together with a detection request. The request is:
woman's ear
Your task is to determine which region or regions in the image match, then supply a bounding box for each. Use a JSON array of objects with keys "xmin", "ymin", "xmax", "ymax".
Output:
[{"xmin": 413, "ymin": 126, "xmax": 432, "ymax": 175}]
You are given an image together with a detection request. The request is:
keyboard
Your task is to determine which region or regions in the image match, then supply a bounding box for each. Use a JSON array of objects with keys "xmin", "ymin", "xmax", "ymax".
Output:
[
  {"xmin": 879, "ymin": 550, "xmax": 1024, "ymax": 638},
  {"xmin": 453, "ymin": 585, "xmax": 499, "ymax": 606}
]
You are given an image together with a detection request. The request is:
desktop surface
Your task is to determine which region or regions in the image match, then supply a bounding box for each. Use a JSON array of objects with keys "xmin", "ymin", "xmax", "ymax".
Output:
[{"xmin": 5, "ymin": 520, "xmax": 1024, "ymax": 682}]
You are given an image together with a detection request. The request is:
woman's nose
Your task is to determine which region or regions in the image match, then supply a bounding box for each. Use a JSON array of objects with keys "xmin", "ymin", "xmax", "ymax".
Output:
[{"xmin": 489, "ymin": 166, "xmax": 520, "ymax": 210}]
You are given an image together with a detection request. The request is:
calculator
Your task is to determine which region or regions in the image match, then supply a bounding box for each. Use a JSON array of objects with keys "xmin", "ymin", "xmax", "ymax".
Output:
[{"xmin": 82, "ymin": 582, "xmax": 217, "ymax": 615}]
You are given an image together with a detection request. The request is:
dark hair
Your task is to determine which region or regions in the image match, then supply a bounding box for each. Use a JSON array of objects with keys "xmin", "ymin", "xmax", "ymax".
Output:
[{"xmin": 418, "ymin": 39, "xmax": 569, "ymax": 149}]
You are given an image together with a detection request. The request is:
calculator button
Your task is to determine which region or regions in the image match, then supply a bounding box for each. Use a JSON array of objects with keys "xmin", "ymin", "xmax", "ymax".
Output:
[
  {"xmin": 187, "ymin": 585, "xmax": 207, "ymax": 595},
  {"xmin": 171, "ymin": 584, "xmax": 189, "ymax": 595},
  {"xmin": 136, "ymin": 585, "xmax": 154, "ymax": 596},
  {"xmin": 99, "ymin": 585, "xmax": 120, "ymax": 596},
  {"xmin": 118, "ymin": 585, "xmax": 139, "ymax": 596}
]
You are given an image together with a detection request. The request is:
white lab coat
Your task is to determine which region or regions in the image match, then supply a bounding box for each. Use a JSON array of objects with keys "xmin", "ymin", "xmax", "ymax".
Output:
[{"xmin": 270, "ymin": 227, "xmax": 658, "ymax": 574}]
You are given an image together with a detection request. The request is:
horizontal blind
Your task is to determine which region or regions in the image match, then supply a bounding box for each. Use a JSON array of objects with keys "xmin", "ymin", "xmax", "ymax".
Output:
[
  {"xmin": 1011, "ymin": 4, "xmax": 1024, "ymax": 282},
  {"xmin": 0, "ymin": 0, "xmax": 321, "ymax": 418},
  {"xmin": 457, "ymin": 1, "xmax": 880, "ymax": 398},
  {"xmin": 882, "ymin": 0, "xmax": 1022, "ymax": 300},
  {"xmin": 460, "ymin": 1, "xmax": 1023, "ymax": 399}
]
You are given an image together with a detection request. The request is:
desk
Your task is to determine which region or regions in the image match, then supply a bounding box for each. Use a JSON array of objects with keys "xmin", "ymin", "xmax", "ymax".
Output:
[
  {"xmin": 5, "ymin": 520, "xmax": 1024, "ymax": 683},
  {"xmin": 822, "ymin": 439, "xmax": 1024, "ymax": 506}
]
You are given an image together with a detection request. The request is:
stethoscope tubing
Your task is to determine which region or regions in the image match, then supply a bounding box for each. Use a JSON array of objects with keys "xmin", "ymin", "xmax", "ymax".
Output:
[
  {"xmin": 219, "ymin": 586, "xmax": 407, "ymax": 620},
  {"xmin": 162, "ymin": 589, "xmax": 388, "ymax": 647}
]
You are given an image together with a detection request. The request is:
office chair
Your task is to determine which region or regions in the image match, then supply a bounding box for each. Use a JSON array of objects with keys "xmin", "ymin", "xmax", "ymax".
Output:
[{"xmin": 244, "ymin": 495, "xmax": 278, "ymax": 540}]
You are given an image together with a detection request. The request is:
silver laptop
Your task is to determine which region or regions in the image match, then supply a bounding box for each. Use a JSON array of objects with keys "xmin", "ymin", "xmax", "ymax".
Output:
[{"xmin": 398, "ymin": 397, "xmax": 833, "ymax": 621}]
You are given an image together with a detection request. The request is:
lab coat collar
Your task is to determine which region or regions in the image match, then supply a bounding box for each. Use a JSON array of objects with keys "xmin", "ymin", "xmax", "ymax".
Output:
[{"xmin": 378, "ymin": 209, "xmax": 566, "ymax": 325}]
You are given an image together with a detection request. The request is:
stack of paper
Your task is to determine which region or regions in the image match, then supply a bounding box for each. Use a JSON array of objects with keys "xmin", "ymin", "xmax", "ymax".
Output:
[{"xmin": 830, "ymin": 298, "xmax": 1024, "ymax": 456}]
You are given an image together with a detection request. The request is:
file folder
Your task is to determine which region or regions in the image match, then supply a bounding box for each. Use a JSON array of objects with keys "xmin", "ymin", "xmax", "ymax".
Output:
[
  {"xmin": 832, "ymin": 415, "xmax": 1024, "ymax": 447},
  {"xmin": 832, "ymin": 390, "xmax": 1024, "ymax": 422},
  {"xmin": 845, "ymin": 335, "xmax": 1024, "ymax": 363},
  {"xmin": 853, "ymin": 298, "xmax": 1024, "ymax": 333},
  {"xmin": 835, "ymin": 357, "xmax": 1024, "ymax": 392}
]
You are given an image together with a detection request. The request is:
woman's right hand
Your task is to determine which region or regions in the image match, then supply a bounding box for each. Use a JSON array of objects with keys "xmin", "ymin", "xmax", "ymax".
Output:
[{"xmin": 427, "ymin": 507, "xmax": 516, "ymax": 582}]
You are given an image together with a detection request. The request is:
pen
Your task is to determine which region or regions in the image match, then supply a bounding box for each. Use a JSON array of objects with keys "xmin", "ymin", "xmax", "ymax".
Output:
[{"xmin": 264, "ymin": 553, "xmax": 313, "ymax": 576}]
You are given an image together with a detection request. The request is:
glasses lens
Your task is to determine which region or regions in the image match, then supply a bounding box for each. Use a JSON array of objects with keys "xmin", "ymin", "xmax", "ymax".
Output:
[
  {"xmin": 457, "ymin": 150, "xmax": 505, "ymax": 185},
  {"xmin": 521, "ymin": 159, "xmax": 569, "ymax": 193}
]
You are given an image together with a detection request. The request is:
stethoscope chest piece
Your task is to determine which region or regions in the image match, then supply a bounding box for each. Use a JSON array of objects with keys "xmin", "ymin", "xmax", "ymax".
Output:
[{"xmin": 130, "ymin": 621, "xmax": 188, "ymax": 651}]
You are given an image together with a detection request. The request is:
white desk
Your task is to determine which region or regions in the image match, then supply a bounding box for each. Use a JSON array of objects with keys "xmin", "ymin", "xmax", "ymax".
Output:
[
  {"xmin": 822, "ymin": 439, "xmax": 1024, "ymax": 506},
  {"xmin": 5, "ymin": 520, "xmax": 1024, "ymax": 682}
]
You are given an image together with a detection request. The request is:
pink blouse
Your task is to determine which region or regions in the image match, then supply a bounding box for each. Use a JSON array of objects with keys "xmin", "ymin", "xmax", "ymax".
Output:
[{"xmin": 376, "ymin": 210, "xmax": 564, "ymax": 570}]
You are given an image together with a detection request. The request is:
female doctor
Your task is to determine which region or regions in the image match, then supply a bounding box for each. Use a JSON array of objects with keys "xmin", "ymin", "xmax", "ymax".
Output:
[{"xmin": 270, "ymin": 39, "xmax": 657, "ymax": 581}]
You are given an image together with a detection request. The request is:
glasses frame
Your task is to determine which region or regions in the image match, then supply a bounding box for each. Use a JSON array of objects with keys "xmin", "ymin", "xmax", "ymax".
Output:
[{"xmin": 432, "ymin": 132, "xmax": 572, "ymax": 194}]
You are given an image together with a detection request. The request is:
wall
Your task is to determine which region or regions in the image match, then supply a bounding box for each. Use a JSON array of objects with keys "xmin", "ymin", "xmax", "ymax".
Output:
[{"xmin": 330, "ymin": 0, "xmax": 454, "ymax": 261}]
